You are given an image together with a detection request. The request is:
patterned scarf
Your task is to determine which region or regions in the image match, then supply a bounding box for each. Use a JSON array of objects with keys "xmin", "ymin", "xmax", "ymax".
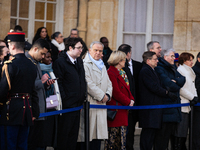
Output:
[{"xmin": 119, "ymin": 68, "xmax": 129, "ymax": 86}]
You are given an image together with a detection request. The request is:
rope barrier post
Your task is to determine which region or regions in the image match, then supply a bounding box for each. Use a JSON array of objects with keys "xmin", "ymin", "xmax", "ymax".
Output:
[
  {"xmin": 189, "ymin": 105, "xmax": 193, "ymax": 150},
  {"xmin": 84, "ymin": 99, "xmax": 90, "ymax": 150}
]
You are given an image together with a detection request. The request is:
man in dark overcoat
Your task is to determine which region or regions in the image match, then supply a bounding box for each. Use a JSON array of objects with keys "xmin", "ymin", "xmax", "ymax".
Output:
[
  {"xmin": 0, "ymin": 32, "xmax": 39, "ymax": 150},
  {"xmin": 53, "ymin": 37, "xmax": 87, "ymax": 150},
  {"xmin": 118, "ymin": 44, "xmax": 143, "ymax": 150},
  {"xmin": 154, "ymin": 48, "xmax": 185, "ymax": 150},
  {"xmin": 139, "ymin": 51, "xmax": 177, "ymax": 150}
]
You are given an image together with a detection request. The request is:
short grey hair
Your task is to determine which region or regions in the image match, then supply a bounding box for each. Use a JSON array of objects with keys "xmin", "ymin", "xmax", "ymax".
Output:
[
  {"xmin": 161, "ymin": 48, "xmax": 175, "ymax": 58},
  {"xmin": 147, "ymin": 41, "xmax": 160, "ymax": 51},
  {"xmin": 90, "ymin": 41, "xmax": 104, "ymax": 49}
]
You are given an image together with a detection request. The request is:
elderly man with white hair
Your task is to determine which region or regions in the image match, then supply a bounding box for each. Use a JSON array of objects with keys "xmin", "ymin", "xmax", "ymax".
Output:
[
  {"xmin": 154, "ymin": 48, "xmax": 186, "ymax": 150},
  {"xmin": 77, "ymin": 41, "xmax": 112, "ymax": 150}
]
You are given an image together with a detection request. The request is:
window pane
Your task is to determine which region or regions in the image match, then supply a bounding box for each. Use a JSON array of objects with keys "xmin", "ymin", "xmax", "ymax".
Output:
[
  {"xmin": 10, "ymin": 19, "xmax": 17, "ymax": 30},
  {"xmin": 48, "ymin": 0, "xmax": 56, "ymax": 2},
  {"xmin": 47, "ymin": 3, "xmax": 56, "ymax": 21},
  {"xmin": 152, "ymin": 35, "xmax": 173, "ymax": 50},
  {"xmin": 153, "ymin": 0, "xmax": 175, "ymax": 33},
  {"xmin": 46, "ymin": 22, "xmax": 55, "ymax": 38},
  {"xmin": 123, "ymin": 34, "xmax": 145, "ymax": 62},
  {"xmin": 19, "ymin": 0, "xmax": 29, "ymax": 18},
  {"xmin": 19, "ymin": 20, "xmax": 28, "ymax": 38},
  {"xmin": 35, "ymin": 2, "xmax": 45, "ymax": 20},
  {"xmin": 34, "ymin": 21, "xmax": 44, "ymax": 35},
  {"xmin": 124, "ymin": 0, "xmax": 147, "ymax": 32},
  {"xmin": 11, "ymin": 0, "xmax": 17, "ymax": 17}
]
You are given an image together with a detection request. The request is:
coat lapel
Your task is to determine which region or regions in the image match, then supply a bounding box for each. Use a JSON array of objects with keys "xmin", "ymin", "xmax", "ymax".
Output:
[{"xmin": 110, "ymin": 66, "xmax": 130, "ymax": 91}]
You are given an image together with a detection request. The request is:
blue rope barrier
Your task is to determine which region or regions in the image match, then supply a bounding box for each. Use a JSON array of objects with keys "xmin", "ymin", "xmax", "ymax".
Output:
[
  {"xmin": 39, "ymin": 105, "xmax": 83, "ymax": 118},
  {"xmin": 38, "ymin": 102, "xmax": 200, "ymax": 118},
  {"xmin": 90, "ymin": 103, "xmax": 190, "ymax": 110}
]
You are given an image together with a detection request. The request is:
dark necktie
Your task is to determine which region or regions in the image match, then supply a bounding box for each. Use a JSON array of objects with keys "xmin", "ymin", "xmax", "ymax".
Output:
[{"xmin": 74, "ymin": 61, "xmax": 78, "ymax": 70}]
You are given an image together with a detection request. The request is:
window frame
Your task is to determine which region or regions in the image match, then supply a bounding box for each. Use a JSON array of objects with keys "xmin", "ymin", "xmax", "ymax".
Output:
[
  {"xmin": 117, "ymin": 0, "xmax": 174, "ymax": 51},
  {"xmin": 10, "ymin": 0, "xmax": 64, "ymax": 43}
]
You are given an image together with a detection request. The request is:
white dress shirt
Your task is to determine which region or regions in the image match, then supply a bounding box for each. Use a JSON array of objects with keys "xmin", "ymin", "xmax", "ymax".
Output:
[{"xmin": 128, "ymin": 59, "xmax": 133, "ymax": 75}]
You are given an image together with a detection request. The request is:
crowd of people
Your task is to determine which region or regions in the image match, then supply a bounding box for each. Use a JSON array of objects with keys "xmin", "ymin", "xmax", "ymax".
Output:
[{"xmin": 0, "ymin": 25, "xmax": 200, "ymax": 150}]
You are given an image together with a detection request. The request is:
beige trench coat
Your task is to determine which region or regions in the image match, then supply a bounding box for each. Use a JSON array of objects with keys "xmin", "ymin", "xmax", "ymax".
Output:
[{"xmin": 77, "ymin": 52, "xmax": 112, "ymax": 142}]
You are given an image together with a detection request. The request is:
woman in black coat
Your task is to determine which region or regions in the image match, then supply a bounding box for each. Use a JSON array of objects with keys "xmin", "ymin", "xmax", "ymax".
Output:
[{"xmin": 50, "ymin": 32, "xmax": 65, "ymax": 63}]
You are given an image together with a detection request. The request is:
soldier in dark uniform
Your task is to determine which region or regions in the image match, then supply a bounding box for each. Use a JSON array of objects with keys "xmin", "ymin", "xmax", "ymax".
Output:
[{"xmin": 0, "ymin": 32, "xmax": 39, "ymax": 150}]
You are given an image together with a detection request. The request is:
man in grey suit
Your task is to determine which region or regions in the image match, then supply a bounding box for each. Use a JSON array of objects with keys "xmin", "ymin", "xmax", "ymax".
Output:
[{"xmin": 25, "ymin": 38, "xmax": 55, "ymax": 149}]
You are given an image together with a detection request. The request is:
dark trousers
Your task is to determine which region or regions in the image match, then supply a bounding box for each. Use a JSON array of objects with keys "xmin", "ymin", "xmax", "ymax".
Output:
[
  {"xmin": 154, "ymin": 122, "xmax": 176, "ymax": 150},
  {"xmin": 126, "ymin": 110, "xmax": 138, "ymax": 150},
  {"xmin": 76, "ymin": 139, "xmax": 101, "ymax": 150},
  {"xmin": 0, "ymin": 125, "xmax": 29, "ymax": 150},
  {"xmin": 192, "ymin": 109, "xmax": 200, "ymax": 150},
  {"xmin": 28, "ymin": 120, "xmax": 45, "ymax": 150},
  {"xmin": 140, "ymin": 128, "xmax": 157, "ymax": 150},
  {"xmin": 57, "ymin": 111, "xmax": 80, "ymax": 150}
]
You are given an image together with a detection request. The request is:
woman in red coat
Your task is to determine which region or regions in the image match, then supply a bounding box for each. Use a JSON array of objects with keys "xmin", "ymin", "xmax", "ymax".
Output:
[{"xmin": 105, "ymin": 50, "xmax": 134, "ymax": 150}]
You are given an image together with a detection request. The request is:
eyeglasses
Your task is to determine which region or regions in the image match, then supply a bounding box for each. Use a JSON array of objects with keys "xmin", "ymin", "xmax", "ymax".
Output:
[
  {"xmin": 156, "ymin": 47, "xmax": 161, "ymax": 50},
  {"xmin": 75, "ymin": 47, "xmax": 84, "ymax": 50},
  {"xmin": 150, "ymin": 58, "xmax": 158, "ymax": 61},
  {"xmin": 171, "ymin": 55, "xmax": 175, "ymax": 58}
]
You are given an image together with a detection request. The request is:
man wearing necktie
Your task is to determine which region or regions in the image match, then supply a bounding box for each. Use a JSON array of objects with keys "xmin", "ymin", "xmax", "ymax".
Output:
[
  {"xmin": 53, "ymin": 37, "xmax": 87, "ymax": 150},
  {"xmin": 118, "ymin": 44, "xmax": 142, "ymax": 150}
]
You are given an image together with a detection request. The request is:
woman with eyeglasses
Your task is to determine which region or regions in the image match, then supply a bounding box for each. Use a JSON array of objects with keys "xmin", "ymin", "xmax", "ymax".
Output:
[
  {"xmin": 51, "ymin": 32, "xmax": 65, "ymax": 63},
  {"xmin": 38, "ymin": 50, "xmax": 62, "ymax": 149}
]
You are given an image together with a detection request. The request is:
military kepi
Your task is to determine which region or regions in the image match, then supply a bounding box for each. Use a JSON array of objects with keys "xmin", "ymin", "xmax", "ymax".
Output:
[{"xmin": 7, "ymin": 32, "xmax": 25, "ymax": 42}]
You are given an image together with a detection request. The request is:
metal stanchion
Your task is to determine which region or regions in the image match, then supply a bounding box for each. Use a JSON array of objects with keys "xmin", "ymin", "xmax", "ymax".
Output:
[
  {"xmin": 189, "ymin": 105, "xmax": 193, "ymax": 150},
  {"xmin": 84, "ymin": 99, "xmax": 90, "ymax": 150}
]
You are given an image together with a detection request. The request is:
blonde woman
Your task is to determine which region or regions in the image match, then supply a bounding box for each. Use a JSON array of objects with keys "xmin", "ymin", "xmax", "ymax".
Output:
[{"xmin": 105, "ymin": 50, "xmax": 134, "ymax": 150}]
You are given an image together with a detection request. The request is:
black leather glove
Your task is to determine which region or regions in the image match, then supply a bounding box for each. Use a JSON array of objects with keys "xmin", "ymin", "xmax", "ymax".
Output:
[
  {"xmin": 190, "ymin": 97, "xmax": 198, "ymax": 106},
  {"xmin": 167, "ymin": 91, "xmax": 178, "ymax": 101}
]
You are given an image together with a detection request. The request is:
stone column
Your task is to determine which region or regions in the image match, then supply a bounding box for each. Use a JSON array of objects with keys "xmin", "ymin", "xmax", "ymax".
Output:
[
  {"xmin": 173, "ymin": 0, "xmax": 200, "ymax": 57},
  {"xmin": 86, "ymin": 0, "xmax": 118, "ymax": 50},
  {"xmin": 63, "ymin": 0, "xmax": 78, "ymax": 38},
  {"xmin": 77, "ymin": 0, "xmax": 88, "ymax": 43}
]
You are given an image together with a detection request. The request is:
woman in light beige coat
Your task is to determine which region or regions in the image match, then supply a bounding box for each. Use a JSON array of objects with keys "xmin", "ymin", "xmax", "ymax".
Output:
[{"xmin": 77, "ymin": 41, "xmax": 112, "ymax": 150}]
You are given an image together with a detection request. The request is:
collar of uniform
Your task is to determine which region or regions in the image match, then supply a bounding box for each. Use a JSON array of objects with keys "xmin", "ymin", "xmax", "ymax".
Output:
[{"xmin": 13, "ymin": 53, "xmax": 25, "ymax": 59}]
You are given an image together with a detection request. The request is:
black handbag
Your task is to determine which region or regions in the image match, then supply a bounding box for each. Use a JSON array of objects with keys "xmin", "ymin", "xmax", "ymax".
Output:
[{"xmin": 107, "ymin": 102, "xmax": 118, "ymax": 121}]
